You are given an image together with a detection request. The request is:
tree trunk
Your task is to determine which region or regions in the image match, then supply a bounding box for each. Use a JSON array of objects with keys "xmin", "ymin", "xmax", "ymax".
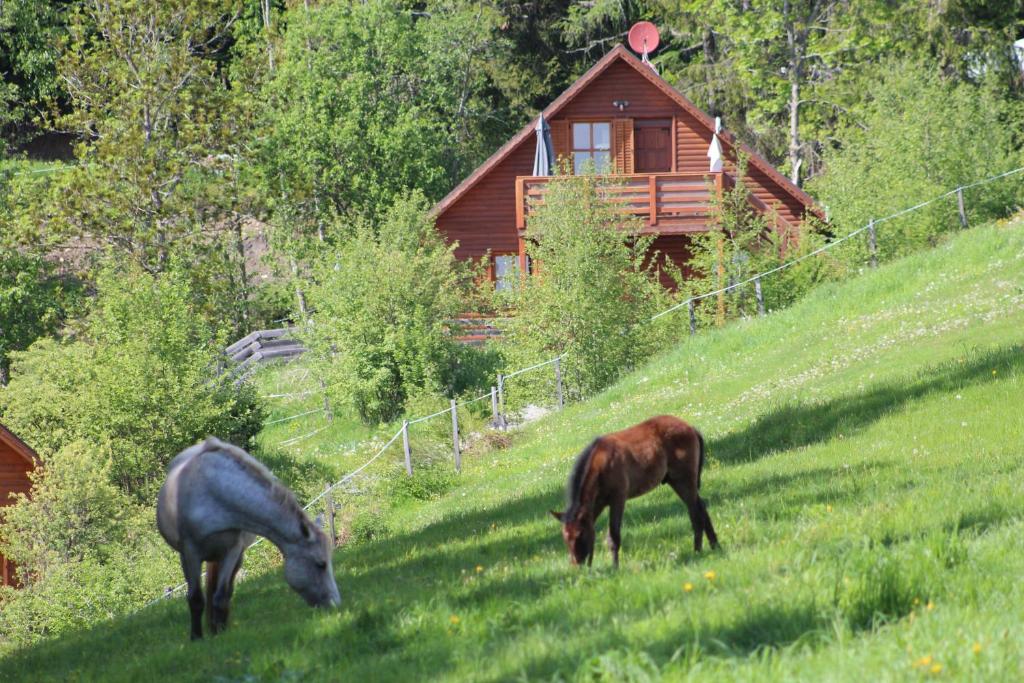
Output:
[{"xmin": 784, "ymin": 0, "xmax": 804, "ymax": 187}]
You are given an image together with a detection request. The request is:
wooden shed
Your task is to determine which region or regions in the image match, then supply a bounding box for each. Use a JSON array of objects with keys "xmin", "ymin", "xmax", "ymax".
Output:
[
  {"xmin": 432, "ymin": 44, "xmax": 822, "ymax": 290},
  {"xmin": 0, "ymin": 422, "xmax": 39, "ymax": 587}
]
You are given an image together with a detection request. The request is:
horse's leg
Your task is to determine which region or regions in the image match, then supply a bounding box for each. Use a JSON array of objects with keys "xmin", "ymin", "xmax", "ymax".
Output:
[
  {"xmin": 607, "ymin": 496, "xmax": 626, "ymax": 568},
  {"xmin": 667, "ymin": 479, "xmax": 704, "ymax": 553},
  {"xmin": 180, "ymin": 546, "xmax": 204, "ymax": 640},
  {"xmin": 700, "ymin": 498, "xmax": 720, "ymax": 550},
  {"xmin": 210, "ymin": 540, "xmax": 247, "ymax": 634},
  {"xmin": 205, "ymin": 561, "xmax": 220, "ymax": 635}
]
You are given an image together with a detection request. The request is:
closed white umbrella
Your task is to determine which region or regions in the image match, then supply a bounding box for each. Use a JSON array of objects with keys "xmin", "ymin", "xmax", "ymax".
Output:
[{"xmin": 708, "ymin": 116, "xmax": 723, "ymax": 172}]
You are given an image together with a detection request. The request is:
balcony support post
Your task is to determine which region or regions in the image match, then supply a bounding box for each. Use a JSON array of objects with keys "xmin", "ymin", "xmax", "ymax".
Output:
[{"xmin": 648, "ymin": 175, "xmax": 657, "ymax": 226}]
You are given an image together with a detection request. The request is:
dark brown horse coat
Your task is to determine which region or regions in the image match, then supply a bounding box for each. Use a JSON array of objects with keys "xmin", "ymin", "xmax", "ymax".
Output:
[{"xmin": 551, "ymin": 415, "xmax": 718, "ymax": 566}]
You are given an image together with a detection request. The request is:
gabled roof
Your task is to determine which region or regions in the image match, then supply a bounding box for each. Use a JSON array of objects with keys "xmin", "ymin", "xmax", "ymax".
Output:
[
  {"xmin": 432, "ymin": 44, "xmax": 821, "ymax": 218},
  {"xmin": 0, "ymin": 422, "xmax": 40, "ymax": 468}
]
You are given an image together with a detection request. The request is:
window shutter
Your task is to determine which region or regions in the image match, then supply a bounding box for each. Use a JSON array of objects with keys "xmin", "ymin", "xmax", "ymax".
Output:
[
  {"xmin": 612, "ymin": 118, "xmax": 634, "ymax": 174},
  {"xmin": 550, "ymin": 119, "xmax": 571, "ymax": 174}
]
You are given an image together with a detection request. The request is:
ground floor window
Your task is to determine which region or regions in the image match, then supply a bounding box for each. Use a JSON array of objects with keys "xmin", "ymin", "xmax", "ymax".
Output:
[{"xmin": 493, "ymin": 254, "xmax": 519, "ymax": 291}]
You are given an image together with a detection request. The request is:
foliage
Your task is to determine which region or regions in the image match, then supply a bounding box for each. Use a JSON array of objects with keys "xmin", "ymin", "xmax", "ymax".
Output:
[
  {"xmin": 0, "ymin": 262, "xmax": 263, "ymax": 500},
  {"xmin": 258, "ymin": 0, "xmax": 516, "ymax": 253},
  {"xmin": 809, "ymin": 60, "xmax": 1024, "ymax": 263},
  {"xmin": 301, "ymin": 193, "xmax": 477, "ymax": 424},
  {"xmin": 0, "ymin": 0, "xmax": 70, "ymax": 149},
  {"xmin": 684, "ymin": 157, "xmax": 842, "ymax": 326},
  {"xmin": 0, "ymin": 250, "xmax": 77, "ymax": 385},
  {"xmin": 500, "ymin": 172, "xmax": 670, "ymax": 405},
  {"xmin": 0, "ymin": 440, "xmax": 178, "ymax": 648}
]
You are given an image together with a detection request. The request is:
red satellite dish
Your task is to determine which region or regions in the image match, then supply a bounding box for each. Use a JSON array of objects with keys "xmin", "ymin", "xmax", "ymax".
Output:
[{"xmin": 628, "ymin": 21, "xmax": 660, "ymax": 55}]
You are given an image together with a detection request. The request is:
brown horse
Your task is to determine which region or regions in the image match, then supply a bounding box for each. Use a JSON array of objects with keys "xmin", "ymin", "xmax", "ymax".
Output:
[{"xmin": 550, "ymin": 415, "xmax": 719, "ymax": 567}]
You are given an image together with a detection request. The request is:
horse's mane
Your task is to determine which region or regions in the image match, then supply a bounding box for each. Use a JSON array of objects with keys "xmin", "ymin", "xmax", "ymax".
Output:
[
  {"xmin": 565, "ymin": 439, "xmax": 600, "ymax": 520},
  {"xmin": 188, "ymin": 437, "xmax": 305, "ymax": 518}
]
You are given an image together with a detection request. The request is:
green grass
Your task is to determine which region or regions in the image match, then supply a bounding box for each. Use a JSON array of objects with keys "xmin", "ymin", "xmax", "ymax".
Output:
[{"xmin": 3, "ymin": 221, "xmax": 1024, "ymax": 682}]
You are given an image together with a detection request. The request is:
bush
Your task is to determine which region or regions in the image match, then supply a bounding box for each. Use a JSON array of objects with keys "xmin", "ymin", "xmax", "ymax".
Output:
[
  {"xmin": 498, "ymin": 172, "xmax": 671, "ymax": 405},
  {"xmin": 302, "ymin": 193, "xmax": 485, "ymax": 424},
  {"xmin": 0, "ymin": 263, "xmax": 264, "ymax": 500},
  {"xmin": 0, "ymin": 441, "xmax": 178, "ymax": 650},
  {"xmin": 809, "ymin": 60, "xmax": 1024, "ymax": 264},
  {"xmin": 675, "ymin": 156, "xmax": 843, "ymax": 327}
]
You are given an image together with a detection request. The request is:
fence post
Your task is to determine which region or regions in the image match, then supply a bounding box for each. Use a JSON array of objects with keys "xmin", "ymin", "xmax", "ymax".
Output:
[
  {"xmin": 490, "ymin": 385, "xmax": 499, "ymax": 428},
  {"xmin": 554, "ymin": 357, "xmax": 564, "ymax": 409},
  {"xmin": 324, "ymin": 483, "xmax": 336, "ymax": 546},
  {"xmin": 867, "ymin": 218, "xmax": 878, "ymax": 269},
  {"xmin": 402, "ymin": 419, "xmax": 412, "ymax": 476},
  {"xmin": 956, "ymin": 187, "xmax": 968, "ymax": 229},
  {"xmin": 496, "ymin": 373, "xmax": 506, "ymax": 430},
  {"xmin": 688, "ymin": 300, "xmax": 696, "ymax": 335},
  {"xmin": 319, "ymin": 377, "xmax": 333, "ymax": 423},
  {"xmin": 754, "ymin": 277, "xmax": 765, "ymax": 317},
  {"xmin": 450, "ymin": 399, "xmax": 461, "ymax": 473}
]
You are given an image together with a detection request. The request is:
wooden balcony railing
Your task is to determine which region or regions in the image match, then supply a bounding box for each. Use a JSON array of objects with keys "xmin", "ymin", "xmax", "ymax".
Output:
[
  {"xmin": 515, "ymin": 172, "xmax": 718, "ymax": 232},
  {"xmin": 515, "ymin": 171, "xmax": 797, "ymax": 235}
]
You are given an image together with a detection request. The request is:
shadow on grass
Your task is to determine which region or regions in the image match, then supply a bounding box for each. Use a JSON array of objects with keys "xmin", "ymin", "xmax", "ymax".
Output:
[{"xmin": 710, "ymin": 343, "xmax": 1022, "ymax": 464}]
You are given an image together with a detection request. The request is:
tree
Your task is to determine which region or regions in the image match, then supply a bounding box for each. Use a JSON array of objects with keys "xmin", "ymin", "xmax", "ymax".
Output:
[
  {"xmin": 0, "ymin": 250, "xmax": 75, "ymax": 386},
  {"xmin": 0, "ymin": 263, "xmax": 263, "ymax": 500},
  {"xmin": 808, "ymin": 60, "xmax": 1024, "ymax": 262},
  {"xmin": 499, "ymin": 171, "xmax": 669, "ymax": 402},
  {"xmin": 0, "ymin": 0, "xmax": 70, "ymax": 150},
  {"xmin": 301, "ymin": 193, "xmax": 477, "ymax": 424}
]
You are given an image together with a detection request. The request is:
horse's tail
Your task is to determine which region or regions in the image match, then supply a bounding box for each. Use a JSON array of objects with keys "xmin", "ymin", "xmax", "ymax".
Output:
[
  {"xmin": 696, "ymin": 429, "xmax": 706, "ymax": 490},
  {"xmin": 205, "ymin": 561, "xmax": 219, "ymax": 631}
]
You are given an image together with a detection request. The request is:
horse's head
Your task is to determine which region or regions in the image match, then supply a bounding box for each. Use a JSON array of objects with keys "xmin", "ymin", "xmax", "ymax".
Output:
[
  {"xmin": 550, "ymin": 510, "xmax": 594, "ymax": 566},
  {"xmin": 284, "ymin": 514, "xmax": 341, "ymax": 608}
]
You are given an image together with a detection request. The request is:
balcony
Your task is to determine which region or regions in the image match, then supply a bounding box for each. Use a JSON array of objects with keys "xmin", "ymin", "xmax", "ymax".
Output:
[
  {"xmin": 515, "ymin": 171, "xmax": 721, "ymax": 235},
  {"xmin": 515, "ymin": 171, "xmax": 796, "ymax": 236}
]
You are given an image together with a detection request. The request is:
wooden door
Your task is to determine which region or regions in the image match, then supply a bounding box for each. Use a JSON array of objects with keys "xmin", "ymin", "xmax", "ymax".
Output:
[{"xmin": 634, "ymin": 119, "xmax": 672, "ymax": 173}]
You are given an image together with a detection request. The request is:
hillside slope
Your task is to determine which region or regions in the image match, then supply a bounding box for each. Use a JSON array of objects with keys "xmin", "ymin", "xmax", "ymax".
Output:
[{"xmin": 3, "ymin": 221, "xmax": 1023, "ymax": 682}]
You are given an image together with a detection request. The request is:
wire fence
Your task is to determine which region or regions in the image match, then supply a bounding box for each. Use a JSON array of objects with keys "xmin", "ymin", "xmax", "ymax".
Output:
[{"xmin": 148, "ymin": 163, "xmax": 1024, "ymax": 607}]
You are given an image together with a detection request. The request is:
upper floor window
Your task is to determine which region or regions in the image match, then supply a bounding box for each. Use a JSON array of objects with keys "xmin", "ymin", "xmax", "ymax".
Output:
[{"xmin": 572, "ymin": 122, "xmax": 611, "ymax": 174}]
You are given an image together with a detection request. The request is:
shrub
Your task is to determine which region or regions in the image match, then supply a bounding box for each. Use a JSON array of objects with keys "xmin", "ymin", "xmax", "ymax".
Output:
[
  {"xmin": 498, "ymin": 172, "xmax": 670, "ymax": 405},
  {"xmin": 0, "ymin": 263, "xmax": 264, "ymax": 500},
  {"xmin": 684, "ymin": 157, "xmax": 843, "ymax": 326},
  {"xmin": 302, "ymin": 193, "xmax": 484, "ymax": 424}
]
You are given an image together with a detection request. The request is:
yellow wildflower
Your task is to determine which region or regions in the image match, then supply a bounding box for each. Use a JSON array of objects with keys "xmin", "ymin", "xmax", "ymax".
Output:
[
  {"xmin": 913, "ymin": 655, "xmax": 933, "ymax": 668},
  {"xmin": 683, "ymin": 582, "xmax": 694, "ymax": 593},
  {"xmin": 972, "ymin": 642, "xmax": 982, "ymax": 655},
  {"xmin": 930, "ymin": 663, "xmax": 943, "ymax": 674},
  {"xmin": 704, "ymin": 570, "xmax": 716, "ymax": 581},
  {"xmin": 449, "ymin": 615, "xmax": 460, "ymax": 625},
  {"xmin": 926, "ymin": 600, "xmax": 935, "ymax": 612},
  {"xmin": 475, "ymin": 565, "xmax": 484, "ymax": 573},
  {"xmin": 826, "ymin": 504, "xmax": 833, "ymax": 513}
]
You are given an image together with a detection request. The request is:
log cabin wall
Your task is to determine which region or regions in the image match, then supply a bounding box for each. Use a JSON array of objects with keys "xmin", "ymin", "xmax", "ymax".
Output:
[{"xmin": 0, "ymin": 425, "xmax": 37, "ymax": 587}]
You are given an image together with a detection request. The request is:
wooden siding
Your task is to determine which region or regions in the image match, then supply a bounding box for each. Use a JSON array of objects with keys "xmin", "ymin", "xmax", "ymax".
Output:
[
  {"xmin": 436, "ymin": 141, "xmax": 534, "ymax": 262},
  {"xmin": 0, "ymin": 438, "xmax": 34, "ymax": 587}
]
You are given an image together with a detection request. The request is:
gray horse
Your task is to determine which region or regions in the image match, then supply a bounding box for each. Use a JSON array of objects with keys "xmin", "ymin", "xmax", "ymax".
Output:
[{"xmin": 157, "ymin": 437, "xmax": 341, "ymax": 640}]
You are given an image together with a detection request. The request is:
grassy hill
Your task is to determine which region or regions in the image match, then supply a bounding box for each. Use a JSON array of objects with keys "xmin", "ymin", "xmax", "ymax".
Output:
[{"xmin": 3, "ymin": 220, "xmax": 1023, "ymax": 682}]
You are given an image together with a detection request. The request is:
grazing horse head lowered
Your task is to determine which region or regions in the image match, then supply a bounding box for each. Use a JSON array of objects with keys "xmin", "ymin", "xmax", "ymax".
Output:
[
  {"xmin": 157, "ymin": 437, "xmax": 340, "ymax": 640},
  {"xmin": 550, "ymin": 415, "xmax": 719, "ymax": 567}
]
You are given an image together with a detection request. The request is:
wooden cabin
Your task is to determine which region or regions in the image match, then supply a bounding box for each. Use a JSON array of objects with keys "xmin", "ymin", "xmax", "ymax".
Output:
[
  {"xmin": 432, "ymin": 44, "xmax": 821, "ymax": 289},
  {"xmin": 0, "ymin": 422, "xmax": 39, "ymax": 587}
]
